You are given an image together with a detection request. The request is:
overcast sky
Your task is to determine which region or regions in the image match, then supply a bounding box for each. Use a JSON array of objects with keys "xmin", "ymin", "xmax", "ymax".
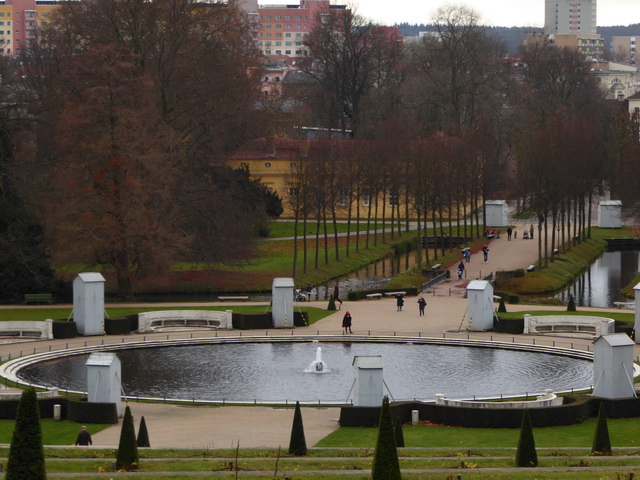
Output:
[{"xmin": 262, "ymin": 1, "xmax": 640, "ymax": 28}]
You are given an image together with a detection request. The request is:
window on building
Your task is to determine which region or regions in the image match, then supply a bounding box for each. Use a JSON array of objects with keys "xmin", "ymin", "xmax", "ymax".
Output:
[
  {"xmin": 285, "ymin": 24, "xmax": 291, "ymax": 29},
  {"xmin": 275, "ymin": 24, "xmax": 281, "ymax": 29},
  {"xmin": 264, "ymin": 24, "xmax": 271, "ymax": 28},
  {"xmin": 275, "ymin": 50, "xmax": 281, "ymax": 54},
  {"xmin": 289, "ymin": 187, "xmax": 298, "ymax": 198},
  {"xmin": 0, "ymin": 13, "xmax": 4, "ymax": 17},
  {"xmin": 296, "ymin": 15, "xmax": 301, "ymax": 20},
  {"xmin": 389, "ymin": 189, "xmax": 399, "ymax": 206},
  {"xmin": 339, "ymin": 188, "xmax": 349, "ymax": 206},
  {"xmin": 265, "ymin": 49, "xmax": 271, "ymax": 54},
  {"xmin": 275, "ymin": 41, "xmax": 281, "ymax": 46},
  {"xmin": 362, "ymin": 190, "xmax": 371, "ymax": 206},
  {"xmin": 296, "ymin": 33, "xmax": 302, "ymax": 37},
  {"xmin": 265, "ymin": 15, "xmax": 271, "ymax": 19},
  {"xmin": 285, "ymin": 33, "xmax": 291, "ymax": 37},
  {"xmin": 275, "ymin": 15, "xmax": 281, "ymax": 20},
  {"xmin": 265, "ymin": 33, "xmax": 271, "ymax": 37},
  {"xmin": 276, "ymin": 32, "xmax": 281, "ymax": 37},
  {"xmin": 295, "ymin": 49, "xmax": 303, "ymax": 55},
  {"xmin": 285, "ymin": 41, "xmax": 291, "ymax": 46},
  {"xmin": 285, "ymin": 15, "xmax": 290, "ymax": 20},
  {"xmin": 296, "ymin": 24, "xmax": 301, "ymax": 29},
  {"xmin": 285, "ymin": 50, "xmax": 291, "ymax": 54}
]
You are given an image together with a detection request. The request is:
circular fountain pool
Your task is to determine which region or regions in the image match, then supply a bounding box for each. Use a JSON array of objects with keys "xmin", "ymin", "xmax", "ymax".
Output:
[{"xmin": 18, "ymin": 340, "xmax": 593, "ymax": 403}]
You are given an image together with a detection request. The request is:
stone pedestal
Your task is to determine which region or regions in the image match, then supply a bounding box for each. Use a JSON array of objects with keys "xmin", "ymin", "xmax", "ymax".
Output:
[
  {"xmin": 485, "ymin": 200, "xmax": 508, "ymax": 227},
  {"xmin": 272, "ymin": 278, "xmax": 295, "ymax": 328},
  {"xmin": 598, "ymin": 200, "xmax": 622, "ymax": 228},
  {"xmin": 352, "ymin": 356, "xmax": 383, "ymax": 407},
  {"xmin": 86, "ymin": 352, "xmax": 122, "ymax": 416},
  {"xmin": 73, "ymin": 273, "xmax": 106, "ymax": 336},
  {"xmin": 593, "ymin": 334, "xmax": 636, "ymax": 399},
  {"xmin": 466, "ymin": 280, "xmax": 494, "ymax": 331}
]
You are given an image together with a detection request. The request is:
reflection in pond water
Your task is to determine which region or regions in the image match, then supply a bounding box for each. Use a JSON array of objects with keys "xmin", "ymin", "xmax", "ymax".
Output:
[{"xmin": 556, "ymin": 250, "xmax": 640, "ymax": 307}]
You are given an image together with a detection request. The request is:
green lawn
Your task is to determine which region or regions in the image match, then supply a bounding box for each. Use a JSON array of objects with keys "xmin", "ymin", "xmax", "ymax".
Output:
[
  {"xmin": 318, "ymin": 417, "xmax": 640, "ymax": 448},
  {"xmin": 0, "ymin": 419, "xmax": 112, "ymax": 445}
]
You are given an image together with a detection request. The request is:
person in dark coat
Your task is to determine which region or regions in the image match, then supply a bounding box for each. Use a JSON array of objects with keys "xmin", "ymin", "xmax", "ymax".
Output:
[
  {"xmin": 396, "ymin": 294, "xmax": 404, "ymax": 311},
  {"xmin": 333, "ymin": 284, "xmax": 343, "ymax": 308},
  {"xmin": 342, "ymin": 311, "xmax": 352, "ymax": 334},
  {"xmin": 482, "ymin": 244, "xmax": 489, "ymax": 263},
  {"xmin": 507, "ymin": 226, "xmax": 512, "ymax": 240},
  {"xmin": 417, "ymin": 297, "xmax": 427, "ymax": 316},
  {"xmin": 530, "ymin": 224, "xmax": 535, "ymax": 240},
  {"xmin": 75, "ymin": 426, "xmax": 92, "ymax": 446}
]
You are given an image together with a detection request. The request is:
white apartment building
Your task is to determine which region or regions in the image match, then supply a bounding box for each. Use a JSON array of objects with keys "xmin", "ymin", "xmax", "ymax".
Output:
[{"xmin": 545, "ymin": 0, "xmax": 597, "ymax": 35}]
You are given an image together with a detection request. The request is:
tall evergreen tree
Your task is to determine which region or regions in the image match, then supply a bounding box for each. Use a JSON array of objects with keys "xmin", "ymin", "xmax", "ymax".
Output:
[
  {"xmin": 394, "ymin": 415, "xmax": 405, "ymax": 448},
  {"xmin": 515, "ymin": 409, "xmax": 538, "ymax": 467},
  {"xmin": 371, "ymin": 396, "xmax": 401, "ymax": 479},
  {"xmin": 288, "ymin": 401, "xmax": 308, "ymax": 456},
  {"xmin": 116, "ymin": 406, "xmax": 139, "ymax": 471},
  {"xmin": 592, "ymin": 402, "xmax": 612, "ymax": 455},
  {"xmin": 136, "ymin": 416, "xmax": 150, "ymax": 448},
  {"xmin": 6, "ymin": 388, "xmax": 47, "ymax": 480}
]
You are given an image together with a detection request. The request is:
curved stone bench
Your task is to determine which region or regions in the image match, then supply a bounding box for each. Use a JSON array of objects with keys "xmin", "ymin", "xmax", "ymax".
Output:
[
  {"xmin": 523, "ymin": 314, "xmax": 615, "ymax": 337},
  {"xmin": 137, "ymin": 310, "xmax": 233, "ymax": 333},
  {"xmin": 435, "ymin": 389, "xmax": 562, "ymax": 409},
  {"xmin": 0, "ymin": 320, "xmax": 53, "ymax": 339}
]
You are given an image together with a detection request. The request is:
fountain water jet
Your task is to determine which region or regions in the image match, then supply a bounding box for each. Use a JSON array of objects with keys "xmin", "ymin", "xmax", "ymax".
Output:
[{"xmin": 305, "ymin": 347, "xmax": 329, "ymax": 373}]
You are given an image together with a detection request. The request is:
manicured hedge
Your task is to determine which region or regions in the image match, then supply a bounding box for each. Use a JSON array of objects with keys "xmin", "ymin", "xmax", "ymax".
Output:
[
  {"xmin": 339, "ymin": 395, "xmax": 631, "ymax": 428},
  {"xmin": 105, "ymin": 317, "xmax": 131, "ymax": 335},
  {"xmin": 52, "ymin": 320, "xmax": 77, "ymax": 339},
  {"xmin": 232, "ymin": 313, "xmax": 272, "ymax": 330},
  {"xmin": 0, "ymin": 396, "xmax": 118, "ymax": 424},
  {"xmin": 494, "ymin": 317, "xmax": 524, "ymax": 334},
  {"xmin": 347, "ymin": 288, "xmax": 419, "ymax": 301},
  {"xmin": 294, "ymin": 311, "xmax": 309, "ymax": 327}
]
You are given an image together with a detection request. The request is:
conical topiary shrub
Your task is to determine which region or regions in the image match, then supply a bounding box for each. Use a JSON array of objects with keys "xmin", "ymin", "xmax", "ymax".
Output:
[
  {"xmin": 137, "ymin": 416, "xmax": 150, "ymax": 448},
  {"xmin": 327, "ymin": 295, "xmax": 337, "ymax": 311},
  {"xmin": 592, "ymin": 402, "xmax": 612, "ymax": 455},
  {"xmin": 6, "ymin": 388, "xmax": 46, "ymax": 480},
  {"xmin": 371, "ymin": 396, "xmax": 401, "ymax": 480},
  {"xmin": 116, "ymin": 406, "xmax": 139, "ymax": 471},
  {"xmin": 515, "ymin": 409, "xmax": 538, "ymax": 467},
  {"xmin": 288, "ymin": 401, "xmax": 307, "ymax": 456},
  {"xmin": 394, "ymin": 415, "xmax": 405, "ymax": 448},
  {"xmin": 498, "ymin": 297, "xmax": 507, "ymax": 313},
  {"xmin": 567, "ymin": 294, "xmax": 576, "ymax": 311}
]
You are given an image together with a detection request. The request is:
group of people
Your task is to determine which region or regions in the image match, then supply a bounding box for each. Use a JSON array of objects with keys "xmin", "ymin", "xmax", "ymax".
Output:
[{"xmin": 506, "ymin": 224, "xmax": 535, "ymax": 241}]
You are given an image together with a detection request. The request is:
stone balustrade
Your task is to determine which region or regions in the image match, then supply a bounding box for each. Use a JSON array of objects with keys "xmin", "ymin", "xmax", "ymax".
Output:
[
  {"xmin": 523, "ymin": 314, "xmax": 615, "ymax": 336},
  {"xmin": 0, "ymin": 320, "xmax": 53, "ymax": 339},
  {"xmin": 435, "ymin": 389, "xmax": 562, "ymax": 409},
  {"xmin": 137, "ymin": 310, "xmax": 233, "ymax": 333}
]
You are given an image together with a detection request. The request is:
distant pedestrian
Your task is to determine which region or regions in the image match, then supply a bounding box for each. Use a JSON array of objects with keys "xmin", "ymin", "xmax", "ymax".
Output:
[
  {"xmin": 396, "ymin": 294, "xmax": 404, "ymax": 312},
  {"xmin": 507, "ymin": 226, "xmax": 512, "ymax": 241},
  {"xmin": 514, "ymin": 230, "xmax": 517, "ymax": 239},
  {"xmin": 75, "ymin": 426, "xmax": 92, "ymax": 446},
  {"xmin": 530, "ymin": 224, "xmax": 535, "ymax": 240},
  {"xmin": 464, "ymin": 249, "xmax": 471, "ymax": 263},
  {"xmin": 482, "ymin": 244, "xmax": 489, "ymax": 263},
  {"xmin": 333, "ymin": 284, "xmax": 343, "ymax": 308},
  {"xmin": 457, "ymin": 260, "xmax": 465, "ymax": 279},
  {"xmin": 417, "ymin": 297, "xmax": 427, "ymax": 316},
  {"xmin": 342, "ymin": 311, "xmax": 352, "ymax": 334}
]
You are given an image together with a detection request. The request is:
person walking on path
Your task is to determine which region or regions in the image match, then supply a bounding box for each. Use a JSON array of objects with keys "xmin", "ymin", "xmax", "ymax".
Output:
[
  {"xmin": 342, "ymin": 311, "xmax": 352, "ymax": 334},
  {"xmin": 507, "ymin": 226, "xmax": 512, "ymax": 241},
  {"xmin": 417, "ymin": 297, "xmax": 427, "ymax": 316},
  {"xmin": 514, "ymin": 230, "xmax": 517, "ymax": 240},
  {"xmin": 457, "ymin": 260, "xmax": 465, "ymax": 279},
  {"xmin": 75, "ymin": 426, "xmax": 92, "ymax": 446},
  {"xmin": 482, "ymin": 244, "xmax": 489, "ymax": 263},
  {"xmin": 333, "ymin": 284, "xmax": 343, "ymax": 308},
  {"xmin": 464, "ymin": 249, "xmax": 471, "ymax": 262},
  {"xmin": 530, "ymin": 224, "xmax": 534, "ymax": 240},
  {"xmin": 396, "ymin": 294, "xmax": 404, "ymax": 311}
]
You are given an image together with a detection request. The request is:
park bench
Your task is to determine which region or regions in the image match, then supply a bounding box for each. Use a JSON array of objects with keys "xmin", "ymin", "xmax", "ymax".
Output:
[
  {"xmin": 384, "ymin": 291, "xmax": 406, "ymax": 297},
  {"xmin": 430, "ymin": 263, "xmax": 442, "ymax": 270},
  {"xmin": 23, "ymin": 293, "xmax": 53, "ymax": 305},
  {"xmin": 218, "ymin": 296, "xmax": 249, "ymax": 301},
  {"xmin": 523, "ymin": 314, "xmax": 615, "ymax": 337},
  {"xmin": 137, "ymin": 310, "xmax": 233, "ymax": 333},
  {"xmin": 365, "ymin": 293, "xmax": 382, "ymax": 299},
  {"xmin": 613, "ymin": 301, "xmax": 635, "ymax": 309}
]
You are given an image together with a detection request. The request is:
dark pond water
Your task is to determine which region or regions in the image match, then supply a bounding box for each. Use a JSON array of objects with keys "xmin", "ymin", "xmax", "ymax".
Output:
[
  {"xmin": 556, "ymin": 250, "xmax": 640, "ymax": 307},
  {"xmin": 19, "ymin": 342, "xmax": 593, "ymax": 403}
]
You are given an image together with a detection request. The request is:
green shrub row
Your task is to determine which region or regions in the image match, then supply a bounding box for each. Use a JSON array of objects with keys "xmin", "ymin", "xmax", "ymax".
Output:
[
  {"xmin": 496, "ymin": 269, "xmax": 525, "ymax": 281},
  {"xmin": 52, "ymin": 320, "xmax": 77, "ymax": 339},
  {"xmin": 0, "ymin": 396, "xmax": 118, "ymax": 424},
  {"xmin": 494, "ymin": 291, "xmax": 520, "ymax": 304}
]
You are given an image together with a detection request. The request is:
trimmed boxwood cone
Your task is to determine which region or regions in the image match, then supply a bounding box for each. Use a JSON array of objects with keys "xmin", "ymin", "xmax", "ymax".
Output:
[
  {"xmin": 515, "ymin": 409, "xmax": 538, "ymax": 467},
  {"xmin": 592, "ymin": 402, "xmax": 611, "ymax": 455},
  {"xmin": 498, "ymin": 297, "xmax": 507, "ymax": 313},
  {"xmin": 116, "ymin": 406, "xmax": 139, "ymax": 471},
  {"xmin": 567, "ymin": 294, "xmax": 576, "ymax": 311},
  {"xmin": 7, "ymin": 388, "xmax": 46, "ymax": 480},
  {"xmin": 371, "ymin": 396, "xmax": 401, "ymax": 479},
  {"xmin": 288, "ymin": 401, "xmax": 307, "ymax": 456},
  {"xmin": 137, "ymin": 416, "xmax": 150, "ymax": 448},
  {"xmin": 327, "ymin": 295, "xmax": 337, "ymax": 311},
  {"xmin": 394, "ymin": 415, "xmax": 405, "ymax": 448}
]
